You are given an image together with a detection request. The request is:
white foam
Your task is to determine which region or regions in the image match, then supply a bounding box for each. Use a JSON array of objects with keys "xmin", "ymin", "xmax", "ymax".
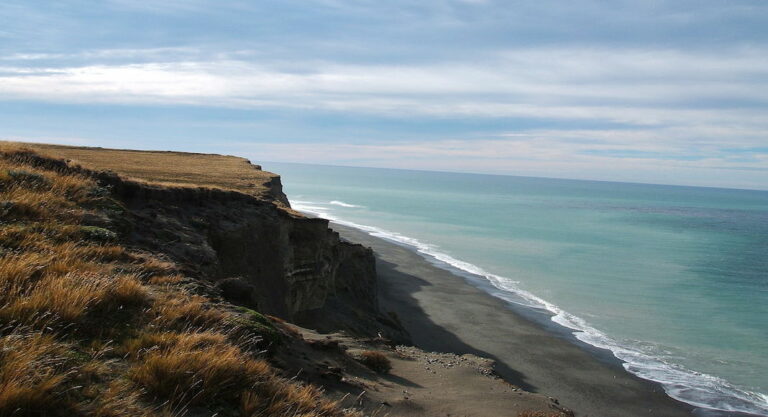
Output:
[
  {"xmin": 291, "ymin": 199, "xmax": 768, "ymax": 416},
  {"xmin": 329, "ymin": 200, "xmax": 364, "ymax": 208}
]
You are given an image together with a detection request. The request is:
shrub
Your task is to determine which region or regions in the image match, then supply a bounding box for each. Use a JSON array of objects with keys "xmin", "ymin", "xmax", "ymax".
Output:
[{"xmin": 358, "ymin": 350, "xmax": 392, "ymax": 374}]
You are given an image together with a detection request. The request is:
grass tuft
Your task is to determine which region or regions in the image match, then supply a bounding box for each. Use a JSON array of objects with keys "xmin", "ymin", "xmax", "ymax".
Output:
[
  {"xmin": 0, "ymin": 329, "xmax": 73, "ymax": 417},
  {"xmin": 151, "ymin": 293, "xmax": 228, "ymax": 329},
  {"xmin": 127, "ymin": 331, "xmax": 271, "ymax": 405},
  {"xmin": 357, "ymin": 350, "xmax": 392, "ymax": 374}
]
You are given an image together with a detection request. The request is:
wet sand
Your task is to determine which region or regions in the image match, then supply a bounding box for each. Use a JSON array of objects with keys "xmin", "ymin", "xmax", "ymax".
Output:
[{"xmin": 332, "ymin": 223, "xmax": 698, "ymax": 417}]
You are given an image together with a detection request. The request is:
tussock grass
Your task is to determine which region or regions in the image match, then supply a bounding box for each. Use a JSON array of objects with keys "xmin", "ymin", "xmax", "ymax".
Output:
[
  {"xmin": 92, "ymin": 380, "xmax": 186, "ymax": 417},
  {"xmin": 123, "ymin": 330, "xmax": 352, "ymax": 416},
  {"xmin": 0, "ymin": 252, "xmax": 148, "ymax": 325},
  {"xmin": 148, "ymin": 274, "xmax": 184, "ymax": 285},
  {"xmin": 128, "ymin": 331, "xmax": 270, "ymax": 404},
  {"xmin": 0, "ymin": 329, "xmax": 72, "ymax": 416},
  {"xmin": 134, "ymin": 256, "xmax": 177, "ymax": 277},
  {"xmin": 357, "ymin": 350, "xmax": 392, "ymax": 374},
  {"xmin": 151, "ymin": 293, "xmax": 229, "ymax": 329},
  {"xmin": 240, "ymin": 383, "xmax": 349, "ymax": 417},
  {"xmin": 0, "ymin": 146, "xmax": 357, "ymax": 416}
]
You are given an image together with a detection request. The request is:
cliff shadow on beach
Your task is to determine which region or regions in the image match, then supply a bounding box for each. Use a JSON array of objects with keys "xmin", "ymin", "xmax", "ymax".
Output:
[{"xmin": 375, "ymin": 257, "xmax": 537, "ymax": 393}]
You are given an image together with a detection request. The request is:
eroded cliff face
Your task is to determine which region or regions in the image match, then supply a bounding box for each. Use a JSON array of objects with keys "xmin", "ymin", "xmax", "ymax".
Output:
[
  {"xmin": 12, "ymin": 149, "xmax": 405, "ymax": 340},
  {"xmin": 98, "ymin": 168, "xmax": 402, "ymax": 340}
]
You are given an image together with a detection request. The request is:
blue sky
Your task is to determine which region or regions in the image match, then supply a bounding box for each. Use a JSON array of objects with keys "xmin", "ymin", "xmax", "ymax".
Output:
[{"xmin": 1, "ymin": 1, "xmax": 767, "ymax": 190}]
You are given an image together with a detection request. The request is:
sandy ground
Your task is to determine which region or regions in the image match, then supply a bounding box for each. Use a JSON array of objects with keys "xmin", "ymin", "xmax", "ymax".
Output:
[
  {"xmin": 283, "ymin": 328, "xmax": 570, "ymax": 417},
  {"xmin": 331, "ymin": 223, "xmax": 699, "ymax": 417}
]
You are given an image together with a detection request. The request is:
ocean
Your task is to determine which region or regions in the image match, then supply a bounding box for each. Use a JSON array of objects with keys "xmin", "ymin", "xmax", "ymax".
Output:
[{"xmin": 265, "ymin": 161, "xmax": 768, "ymax": 416}]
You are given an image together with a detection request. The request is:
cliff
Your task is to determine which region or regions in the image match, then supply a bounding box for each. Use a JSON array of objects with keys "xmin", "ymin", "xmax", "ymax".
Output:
[
  {"xmin": 109, "ymin": 175, "xmax": 400, "ymax": 338},
  {"xmin": 0, "ymin": 142, "xmax": 572, "ymax": 417},
  {"xmin": 6, "ymin": 143, "xmax": 405, "ymax": 341}
]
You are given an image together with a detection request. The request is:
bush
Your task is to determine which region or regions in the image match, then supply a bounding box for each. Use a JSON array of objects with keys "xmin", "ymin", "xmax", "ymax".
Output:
[{"xmin": 358, "ymin": 350, "xmax": 392, "ymax": 374}]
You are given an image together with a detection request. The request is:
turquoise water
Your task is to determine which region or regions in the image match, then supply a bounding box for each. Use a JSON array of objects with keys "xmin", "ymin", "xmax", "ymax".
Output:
[{"xmin": 266, "ymin": 162, "xmax": 768, "ymax": 415}]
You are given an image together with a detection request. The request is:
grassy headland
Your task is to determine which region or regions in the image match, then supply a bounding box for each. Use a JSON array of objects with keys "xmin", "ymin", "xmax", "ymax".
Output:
[
  {"xmin": 4, "ymin": 142, "xmax": 287, "ymax": 205},
  {"xmin": 0, "ymin": 144, "xmax": 356, "ymax": 416},
  {"xmin": 0, "ymin": 141, "xmax": 576, "ymax": 417}
]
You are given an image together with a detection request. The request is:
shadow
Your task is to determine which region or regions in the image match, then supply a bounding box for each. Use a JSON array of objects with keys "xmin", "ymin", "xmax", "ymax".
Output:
[
  {"xmin": 379, "ymin": 372, "xmax": 424, "ymax": 389},
  {"xmin": 374, "ymin": 256, "xmax": 537, "ymax": 393}
]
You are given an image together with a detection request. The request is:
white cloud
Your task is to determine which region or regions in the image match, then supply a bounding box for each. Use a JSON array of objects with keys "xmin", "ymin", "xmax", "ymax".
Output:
[
  {"xmin": 0, "ymin": 47, "xmax": 766, "ymax": 129},
  {"xmin": 242, "ymin": 136, "xmax": 768, "ymax": 190},
  {"xmin": 2, "ymin": 46, "xmax": 767, "ymax": 189}
]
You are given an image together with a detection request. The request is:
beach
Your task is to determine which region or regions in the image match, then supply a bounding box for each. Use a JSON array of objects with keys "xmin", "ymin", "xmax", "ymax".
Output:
[{"xmin": 331, "ymin": 223, "xmax": 701, "ymax": 417}]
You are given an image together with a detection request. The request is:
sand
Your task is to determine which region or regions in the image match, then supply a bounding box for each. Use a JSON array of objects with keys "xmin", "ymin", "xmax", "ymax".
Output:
[
  {"xmin": 331, "ymin": 223, "xmax": 700, "ymax": 417},
  {"xmin": 286, "ymin": 327, "xmax": 570, "ymax": 417}
]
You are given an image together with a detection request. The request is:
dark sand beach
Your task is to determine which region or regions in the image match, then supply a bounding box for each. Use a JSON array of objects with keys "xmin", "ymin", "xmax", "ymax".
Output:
[{"xmin": 331, "ymin": 223, "xmax": 699, "ymax": 417}]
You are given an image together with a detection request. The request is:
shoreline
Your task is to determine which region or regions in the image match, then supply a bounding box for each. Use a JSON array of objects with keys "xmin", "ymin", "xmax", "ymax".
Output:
[{"xmin": 330, "ymin": 222, "xmax": 760, "ymax": 417}]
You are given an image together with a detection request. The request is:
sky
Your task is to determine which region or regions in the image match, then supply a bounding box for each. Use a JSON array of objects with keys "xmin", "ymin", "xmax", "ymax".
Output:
[{"xmin": 1, "ymin": 1, "xmax": 767, "ymax": 190}]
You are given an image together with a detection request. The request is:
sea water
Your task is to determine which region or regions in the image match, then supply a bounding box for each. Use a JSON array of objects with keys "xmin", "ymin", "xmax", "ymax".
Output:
[{"xmin": 265, "ymin": 162, "xmax": 768, "ymax": 416}]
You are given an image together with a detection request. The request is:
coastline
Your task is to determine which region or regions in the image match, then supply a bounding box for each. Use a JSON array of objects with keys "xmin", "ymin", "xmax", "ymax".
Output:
[{"xmin": 330, "ymin": 222, "xmax": 745, "ymax": 417}]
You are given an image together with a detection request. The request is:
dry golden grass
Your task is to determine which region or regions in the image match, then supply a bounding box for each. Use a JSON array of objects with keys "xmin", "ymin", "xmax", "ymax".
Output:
[
  {"xmin": 151, "ymin": 292, "xmax": 229, "ymax": 329},
  {"xmin": 240, "ymin": 382, "xmax": 352, "ymax": 417},
  {"xmin": 148, "ymin": 274, "xmax": 184, "ymax": 285},
  {"xmin": 357, "ymin": 350, "xmax": 392, "ymax": 374},
  {"xmin": 124, "ymin": 330, "xmax": 356, "ymax": 416},
  {"xmin": 0, "ymin": 249, "xmax": 148, "ymax": 325},
  {"xmin": 128, "ymin": 331, "xmax": 270, "ymax": 404},
  {"xmin": 0, "ymin": 146, "xmax": 354, "ymax": 416},
  {"xmin": 2, "ymin": 141, "xmax": 281, "ymax": 200},
  {"xmin": 0, "ymin": 329, "xmax": 71, "ymax": 416},
  {"xmin": 93, "ymin": 380, "xmax": 189, "ymax": 417},
  {"xmin": 135, "ymin": 256, "xmax": 177, "ymax": 277}
]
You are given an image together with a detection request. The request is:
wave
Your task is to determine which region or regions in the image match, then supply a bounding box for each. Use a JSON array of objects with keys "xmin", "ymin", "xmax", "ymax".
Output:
[
  {"xmin": 329, "ymin": 200, "xmax": 364, "ymax": 208},
  {"xmin": 292, "ymin": 199, "xmax": 768, "ymax": 416}
]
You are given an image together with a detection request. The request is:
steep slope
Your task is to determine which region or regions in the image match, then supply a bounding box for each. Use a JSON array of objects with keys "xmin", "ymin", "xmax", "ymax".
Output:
[{"xmin": 0, "ymin": 146, "xmax": 364, "ymax": 416}]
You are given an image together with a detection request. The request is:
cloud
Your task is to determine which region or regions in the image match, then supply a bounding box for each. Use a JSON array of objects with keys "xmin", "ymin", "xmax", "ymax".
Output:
[
  {"xmin": 2, "ymin": 46, "xmax": 766, "ymax": 181},
  {"xmin": 1, "ymin": 0, "xmax": 767, "ymax": 189},
  {"xmin": 0, "ymin": 47, "xmax": 766, "ymax": 126},
  {"xmin": 240, "ymin": 135, "xmax": 768, "ymax": 189}
]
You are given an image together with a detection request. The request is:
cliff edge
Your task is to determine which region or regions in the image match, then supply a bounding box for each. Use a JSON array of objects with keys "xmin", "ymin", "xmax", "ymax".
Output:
[
  {"xmin": 0, "ymin": 141, "xmax": 570, "ymax": 417},
  {"xmin": 6, "ymin": 142, "xmax": 405, "ymax": 341}
]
